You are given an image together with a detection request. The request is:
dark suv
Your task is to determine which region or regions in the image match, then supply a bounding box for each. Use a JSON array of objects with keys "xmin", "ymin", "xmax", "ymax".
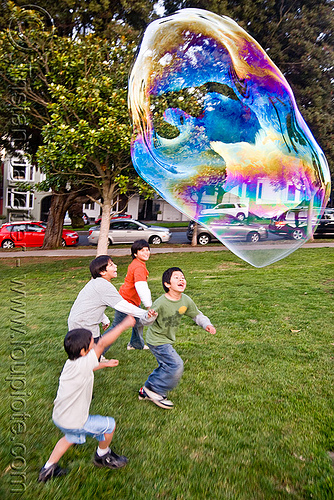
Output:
[{"xmin": 269, "ymin": 208, "xmax": 310, "ymax": 240}]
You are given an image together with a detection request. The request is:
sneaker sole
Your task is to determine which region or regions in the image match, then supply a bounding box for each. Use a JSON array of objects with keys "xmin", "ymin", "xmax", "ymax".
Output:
[
  {"xmin": 150, "ymin": 397, "xmax": 174, "ymax": 409},
  {"xmin": 138, "ymin": 394, "xmax": 149, "ymax": 401},
  {"xmin": 142, "ymin": 386, "xmax": 174, "ymax": 409}
]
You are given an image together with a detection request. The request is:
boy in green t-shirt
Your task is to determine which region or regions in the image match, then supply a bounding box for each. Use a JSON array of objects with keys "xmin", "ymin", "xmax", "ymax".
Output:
[{"xmin": 138, "ymin": 267, "xmax": 216, "ymax": 409}]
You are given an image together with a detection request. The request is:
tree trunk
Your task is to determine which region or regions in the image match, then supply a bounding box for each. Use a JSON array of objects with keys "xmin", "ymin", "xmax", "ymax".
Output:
[
  {"xmin": 42, "ymin": 187, "xmax": 101, "ymax": 249},
  {"xmin": 68, "ymin": 201, "xmax": 85, "ymax": 228},
  {"xmin": 191, "ymin": 222, "xmax": 198, "ymax": 246},
  {"xmin": 96, "ymin": 185, "xmax": 113, "ymax": 256},
  {"xmin": 42, "ymin": 193, "xmax": 68, "ymax": 248}
]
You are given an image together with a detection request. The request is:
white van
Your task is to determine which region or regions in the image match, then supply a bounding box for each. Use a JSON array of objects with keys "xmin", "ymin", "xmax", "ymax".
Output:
[{"xmin": 200, "ymin": 202, "xmax": 249, "ymax": 221}]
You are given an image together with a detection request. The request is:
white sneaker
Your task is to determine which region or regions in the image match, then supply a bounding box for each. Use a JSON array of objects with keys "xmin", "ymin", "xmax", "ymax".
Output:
[
  {"xmin": 127, "ymin": 344, "xmax": 149, "ymax": 350},
  {"xmin": 143, "ymin": 386, "xmax": 174, "ymax": 409}
]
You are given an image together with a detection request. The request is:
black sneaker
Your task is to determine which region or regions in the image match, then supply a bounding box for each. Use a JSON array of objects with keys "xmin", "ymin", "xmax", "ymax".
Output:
[
  {"xmin": 93, "ymin": 449, "xmax": 128, "ymax": 469},
  {"xmin": 38, "ymin": 463, "xmax": 67, "ymax": 483}
]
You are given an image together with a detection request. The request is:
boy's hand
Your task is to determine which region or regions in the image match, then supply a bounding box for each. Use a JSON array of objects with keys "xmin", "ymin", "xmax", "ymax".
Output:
[
  {"xmin": 102, "ymin": 322, "xmax": 110, "ymax": 331},
  {"xmin": 206, "ymin": 325, "xmax": 216, "ymax": 334},
  {"xmin": 139, "ymin": 310, "xmax": 157, "ymax": 326},
  {"xmin": 102, "ymin": 359, "xmax": 119, "ymax": 368}
]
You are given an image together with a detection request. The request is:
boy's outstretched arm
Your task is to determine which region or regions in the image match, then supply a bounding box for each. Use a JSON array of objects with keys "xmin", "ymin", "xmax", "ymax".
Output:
[
  {"xmin": 94, "ymin": 315, "xmax": 136, "ymax": 359},
  {"xmin": 94, "ymin": 359, "xmax": 119, "ymax": 371},
  {"xmin": 193, "ymin": 311, "xmax": 216, "ymax": 334}
]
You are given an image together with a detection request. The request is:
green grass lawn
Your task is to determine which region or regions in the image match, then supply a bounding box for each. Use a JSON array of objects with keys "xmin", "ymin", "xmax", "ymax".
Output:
[{"xmin": 1, "ymin": 248, "xmax": 333, "ymax": 499}]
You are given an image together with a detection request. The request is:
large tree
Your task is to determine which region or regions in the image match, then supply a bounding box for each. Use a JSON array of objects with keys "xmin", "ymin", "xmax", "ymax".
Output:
[{"xmin": 0, "ymin": 5, "xmax": 154, "ymax": 250}]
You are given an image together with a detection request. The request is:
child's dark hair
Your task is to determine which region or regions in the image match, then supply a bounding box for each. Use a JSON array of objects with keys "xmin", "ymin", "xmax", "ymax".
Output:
[
  {"xmin": 131, "ymin": 239, "xmax": 150, "ymax": 259},
  {"xmin": 64, "ymin": 329, "xmax": 92, "ymax": 360},
  {"xmin": 162, "ymin": 267, "xmax": 184, "ymax": 292},
  {"xmin": 90, "ymin": 255, "xmax": 113, "ymax": 279}
]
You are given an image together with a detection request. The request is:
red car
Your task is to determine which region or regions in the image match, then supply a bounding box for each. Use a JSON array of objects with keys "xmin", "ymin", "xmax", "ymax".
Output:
[{"xmin": 0, "ymin": 221, "xmax": 79, "ymax": 249}]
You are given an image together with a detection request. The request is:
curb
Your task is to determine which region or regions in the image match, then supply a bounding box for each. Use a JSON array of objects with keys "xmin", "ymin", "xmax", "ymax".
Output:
[{"xmin": 0, "ymin": 242, "xmax": 333, "ymax": 259}]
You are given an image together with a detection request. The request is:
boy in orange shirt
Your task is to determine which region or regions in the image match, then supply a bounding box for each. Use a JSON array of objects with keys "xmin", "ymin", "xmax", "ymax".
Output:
[{"xmin": 111, "ymin": 240, "xmax": 152, "ymax": 350}]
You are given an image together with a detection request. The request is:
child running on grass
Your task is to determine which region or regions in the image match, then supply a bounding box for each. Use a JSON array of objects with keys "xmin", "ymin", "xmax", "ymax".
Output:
[
  {"xmin": 138, "ymin": 267, "xmax": 216, "ymax": 409},
  {"xmin": 38, "ymin": 315, "xmax": 136, "ymax": 483},
  {"xmin": 68, "ymin": 255, "xmax": 155, "ymax": 359},
  {"xmin": 111, "ymin": 239, "xmax": 152, "ymax": 350}
]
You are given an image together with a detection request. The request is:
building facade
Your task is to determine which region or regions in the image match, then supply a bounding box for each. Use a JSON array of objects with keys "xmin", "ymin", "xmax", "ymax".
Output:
[
  {"xmin": 0, "ymin": 154, "xmax": 50, "ymax": 222},
  {"xmin": 0, "ymin": 153, "xmax": 190, "ymax": 224}
]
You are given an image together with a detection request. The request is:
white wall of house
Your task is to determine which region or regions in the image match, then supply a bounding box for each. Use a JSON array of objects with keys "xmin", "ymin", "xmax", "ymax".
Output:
[
  {"xmin": 1, "ymin": 154, "xmax": 48, "ymax": 222},
  {"xmin": 88, "ymin": 196, "xmax": 140, "ymax": 222},
  {"xmin": 127, "ymin": 196, "xmax": 139, "ymax": 219},
  {"xmin": 82, "ymin": 200, "xmax": 100, "ymax": 221},
  {"xmin": 160, "ymin": 201, "xmax": 190, "ymax": 221}
]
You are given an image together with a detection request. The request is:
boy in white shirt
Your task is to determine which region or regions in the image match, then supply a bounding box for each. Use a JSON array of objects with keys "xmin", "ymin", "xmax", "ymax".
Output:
[{"xmin": 38, "ymin": 315, "xmax": 135, "ymax": 483}]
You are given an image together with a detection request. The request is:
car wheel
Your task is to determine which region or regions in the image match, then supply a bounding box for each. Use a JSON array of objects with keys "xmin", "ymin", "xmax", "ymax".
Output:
[
  {"xmin": 246, "ymin": 231, "xmax": 260, "ymax": 243},
  {"xmin": 236, "ymin": 212, "xmax": 245, "ymax": 221},
  {"xmin": 197, "ymin": 233, "xmax": 210, "ymax": 245},
  {"xmin": 149, "ymin": 235, "xmax": 162, "ymax": 245},
  {"xmin": 61, "ymin": 238, "xmax": 66, "ymax": 247},
  {"xmin": 108, "ymin": 238, "xmax": 113, "ymax": 246},
  {"xmin": 1, "ymin": 239, "xmax": 15, "ymax": 249},
  {"xmin": 291, "ymin": 228, "xmax": 305, "ymax": 240}
]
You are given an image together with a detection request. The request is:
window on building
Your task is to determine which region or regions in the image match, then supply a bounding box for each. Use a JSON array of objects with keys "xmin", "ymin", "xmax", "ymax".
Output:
[
  {"xmin": 84, "ymin": 202, "xmax": 95, "ymax": 210},
  {"xmin": 8, "ymin": 157, "xmax": 33, "ymax": 181},
  {"xmin": 257, "ymin": 182, "xmax": 263, "ymax": 200},
  {"xmin": 6, "ymin": 189, "xmax": 34, "ymax": 209}
]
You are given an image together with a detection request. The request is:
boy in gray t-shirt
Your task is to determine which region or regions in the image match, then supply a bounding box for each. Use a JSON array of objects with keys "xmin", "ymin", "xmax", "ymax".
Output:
[{"xmin": 68, "ymin": 255, "xmax": 154, "ymax": 344}]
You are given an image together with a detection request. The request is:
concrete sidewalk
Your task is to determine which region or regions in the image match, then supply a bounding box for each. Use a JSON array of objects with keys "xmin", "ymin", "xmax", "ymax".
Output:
[{"xmin": 0, "ymin": 241, "xmax": 333, "ymax": 259}]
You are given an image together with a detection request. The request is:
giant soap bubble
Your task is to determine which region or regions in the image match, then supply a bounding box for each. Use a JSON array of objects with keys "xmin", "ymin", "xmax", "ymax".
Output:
[{"xmin": 128, "ymin": 8, "xmax": 331, "ymax": 267}]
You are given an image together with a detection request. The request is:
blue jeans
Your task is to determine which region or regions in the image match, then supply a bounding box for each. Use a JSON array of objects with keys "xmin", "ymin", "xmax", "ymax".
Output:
[
  {"xmin": 111, "ymin": 309, "xmax": 145, "ymax": 349},
  {"xmin": 145, "ymin": 343, "xmax": 184, "ymax": 397}
]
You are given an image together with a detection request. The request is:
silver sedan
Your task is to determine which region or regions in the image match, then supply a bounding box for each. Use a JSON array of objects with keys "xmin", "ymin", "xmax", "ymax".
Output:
[{"xmin": 88, "ymin": 218, "xmax": 171, "ymax": 245}]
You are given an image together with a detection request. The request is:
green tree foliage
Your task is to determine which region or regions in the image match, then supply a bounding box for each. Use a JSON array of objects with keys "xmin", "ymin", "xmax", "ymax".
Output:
[
  {"xmin": 0, "ymin": 0, "xmax": 157, "ymax": 34},
  {"xmin": 162, "ymin": 0, "xmax": 334, "ymax": 179},
  {"xmin": 0, "ymin": 5, "xmax": 154, "ymax": 250}
]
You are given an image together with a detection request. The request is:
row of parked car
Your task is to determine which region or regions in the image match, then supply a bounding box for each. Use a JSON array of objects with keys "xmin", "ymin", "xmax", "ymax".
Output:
[
  {"xmin": 1, "ymin": 208, "xmax": 333, "ymax": 249},
  {"xmin": 188, "ymin": 207, "xmax": 334, "ymax": 245},
  {"xmin": 0, "ymin": 218, "xmax": 172, "ymax": 249}
]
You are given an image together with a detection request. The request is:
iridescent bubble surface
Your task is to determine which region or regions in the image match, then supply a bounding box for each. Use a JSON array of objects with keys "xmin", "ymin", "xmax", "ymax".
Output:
[{"xmin": 128, "ymin": 8, "xmax": 331, "ymax": 267}]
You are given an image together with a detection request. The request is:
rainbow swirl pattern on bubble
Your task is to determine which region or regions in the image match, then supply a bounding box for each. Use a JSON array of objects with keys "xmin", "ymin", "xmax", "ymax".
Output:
[{"xmin": 128, "ymin": 9, "xmax": 330, "ymax": 267}]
